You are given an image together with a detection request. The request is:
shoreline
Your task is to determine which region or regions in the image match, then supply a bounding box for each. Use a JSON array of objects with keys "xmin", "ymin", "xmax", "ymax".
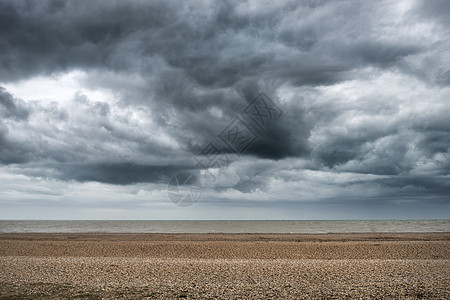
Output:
[{"xmin": 2, "ymin": 231, "xmax": 449, "ymax": 239}]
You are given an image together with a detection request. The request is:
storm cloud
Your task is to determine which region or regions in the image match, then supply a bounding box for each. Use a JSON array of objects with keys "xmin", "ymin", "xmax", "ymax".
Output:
[{"xmin": 0, "ymin": 0, "xmax": 449, "ymax": 219}]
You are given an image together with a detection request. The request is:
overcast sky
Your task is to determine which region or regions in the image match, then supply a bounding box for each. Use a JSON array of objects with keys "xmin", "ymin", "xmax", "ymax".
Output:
[{"xmin": 0, "ymin": 0, "xmax": 449, "ymax": 220}]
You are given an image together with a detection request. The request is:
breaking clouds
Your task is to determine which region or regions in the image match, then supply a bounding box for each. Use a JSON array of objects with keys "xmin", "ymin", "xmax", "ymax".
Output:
[{"xmin": 0, "ymin": 0, "xmax": 449, "ymax": 219}]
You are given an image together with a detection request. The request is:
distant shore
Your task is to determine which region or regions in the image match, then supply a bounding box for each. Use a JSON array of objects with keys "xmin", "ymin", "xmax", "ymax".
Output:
[{"xmin": 1, "ymin": 233, "xmax": 449, "ymax": 298}]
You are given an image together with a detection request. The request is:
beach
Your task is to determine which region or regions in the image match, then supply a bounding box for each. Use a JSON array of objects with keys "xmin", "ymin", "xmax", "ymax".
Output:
[{"xmin": 0, "ymin": 233, "xmax": 449, "ymax": 298}]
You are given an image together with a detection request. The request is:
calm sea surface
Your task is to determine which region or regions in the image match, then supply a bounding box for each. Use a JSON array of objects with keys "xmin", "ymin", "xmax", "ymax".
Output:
[{"xmin": 0, "ymin": 220, "xmax": 449, "ymax": 233}]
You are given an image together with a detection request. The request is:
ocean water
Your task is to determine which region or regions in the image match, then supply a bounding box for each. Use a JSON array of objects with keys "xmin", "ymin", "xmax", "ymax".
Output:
[{"xmin": 0, "ymin": 220, "xmax": 449, "ymax": 233}]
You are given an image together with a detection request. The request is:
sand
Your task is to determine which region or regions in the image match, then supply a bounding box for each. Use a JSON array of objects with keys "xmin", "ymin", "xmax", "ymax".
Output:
[{"xmin": 0, "ymin": 233, "xmax": 449, "ymax": 299}]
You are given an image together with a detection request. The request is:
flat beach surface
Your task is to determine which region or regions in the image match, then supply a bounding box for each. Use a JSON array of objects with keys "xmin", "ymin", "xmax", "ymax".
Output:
[{"xmin": 0, "ymin": 233, "xmax": 449, "ymax": 299}]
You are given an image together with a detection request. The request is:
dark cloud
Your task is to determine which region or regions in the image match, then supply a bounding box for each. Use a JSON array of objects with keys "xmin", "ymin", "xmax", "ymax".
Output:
[
  {"xmin": 55, "ymin": 162, "xmax": 199, "ymax": 185},
  {"xmin": 0, "ymin": 87, "xmax": 30, "ymax": 120},
  {"xmin": 375, "ymin": 175, "xmax": 450, "ymax": 198},
  {"xmin": 0, "ymin": 88, "xmax": 32, "ymax": 163},
  {"xmin": 0, "ymin": 124, "xmax": 31, "ymax": 164},
  {"xmin": 0, "ymin": 0, "xmax": 177, "ymax": 80},
  {"xmin": 0, "ymin": 0, "xmax": 425, "ymax": 86},
  {"xmin": 413, "ymin": 112, "xmax": 450, "ymax": 158},
  {"xmin": 244, "ymin": 96, "xmax": 311, "ymax": 159}
]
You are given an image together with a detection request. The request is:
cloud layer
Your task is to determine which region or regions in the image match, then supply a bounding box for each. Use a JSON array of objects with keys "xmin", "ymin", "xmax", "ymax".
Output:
[{"xmin": 0, "ymin": 0, "xmax": 449, "ymax": 219}]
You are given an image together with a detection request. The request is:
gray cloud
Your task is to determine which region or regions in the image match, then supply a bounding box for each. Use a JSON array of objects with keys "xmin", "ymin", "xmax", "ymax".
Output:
[
  {"xmin": 0, "ymin": 87, "xmax": 30, "ymax": 120},
  {"xmin": 0, "ymin": 0, "xmax": 427, "ymax": 87},
  {"xmin": 0, "ymin": 0, "xmax": 449, "ymax": 218},
  {"xmin": 54, "ymin": 162, "xmax": 199, "ymax": 185}
]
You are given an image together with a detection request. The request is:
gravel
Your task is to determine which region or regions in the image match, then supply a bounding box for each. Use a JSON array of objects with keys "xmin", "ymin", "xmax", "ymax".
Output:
[{"xmin": 0, "ymin": 233, "xmax": 448, "ymax": 299}]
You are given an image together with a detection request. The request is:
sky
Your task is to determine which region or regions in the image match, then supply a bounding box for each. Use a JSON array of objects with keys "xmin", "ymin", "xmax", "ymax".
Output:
[{"xmin": 0, "ymin": 0, "xmax": 449, "ymax": 220}]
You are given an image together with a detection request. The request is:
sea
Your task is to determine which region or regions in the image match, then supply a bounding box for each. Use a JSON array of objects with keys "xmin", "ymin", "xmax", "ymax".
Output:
[{"xmin": 0, "ymin": 220, "xmax": 449, "ymax": 233}]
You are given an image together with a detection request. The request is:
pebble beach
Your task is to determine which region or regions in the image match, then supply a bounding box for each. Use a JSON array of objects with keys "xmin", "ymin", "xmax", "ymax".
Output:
[{"xmin": 0, "ymin": 233, "xmax": 449, "ymax": 299}]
